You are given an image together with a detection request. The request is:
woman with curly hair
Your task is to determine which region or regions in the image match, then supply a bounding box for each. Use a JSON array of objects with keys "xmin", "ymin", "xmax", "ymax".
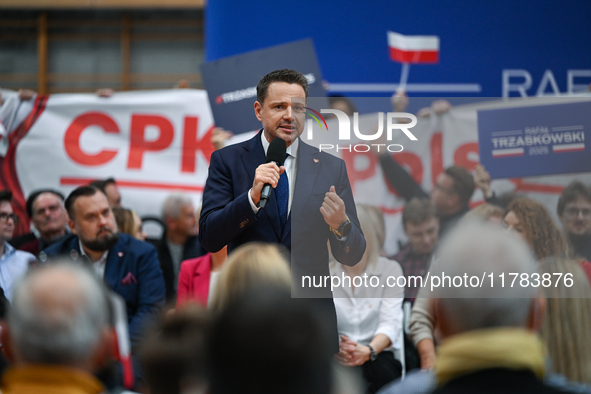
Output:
[{"xmin": 503, "ymin": 197, "xmax": 568, "ymax": 260}]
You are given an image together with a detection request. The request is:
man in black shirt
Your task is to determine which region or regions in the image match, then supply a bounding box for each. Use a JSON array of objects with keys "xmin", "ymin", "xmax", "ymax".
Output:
[{"xmin": 379, "ymin": 155, "xmax": 475, "ymax": 238}]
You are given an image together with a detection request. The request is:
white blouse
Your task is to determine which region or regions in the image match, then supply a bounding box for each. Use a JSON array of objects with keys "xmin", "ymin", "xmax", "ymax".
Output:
[{"xmin": 331, "ymin": 256, "xmax": 404, "ymax": 351}]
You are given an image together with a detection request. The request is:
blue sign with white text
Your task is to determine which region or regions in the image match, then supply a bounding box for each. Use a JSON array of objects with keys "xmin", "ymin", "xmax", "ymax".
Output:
[
  {"xmin": 206, "ymin": 1, "xmax": 591, "ymax": 98},
  {"xmin": 478, "ymin": 101, "xmax": 591, "ymax": 179}
]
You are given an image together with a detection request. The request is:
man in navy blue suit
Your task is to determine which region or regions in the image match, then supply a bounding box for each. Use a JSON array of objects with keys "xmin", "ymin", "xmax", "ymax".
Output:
[
  {"xmin": 43, "ymin": 185, "xmax": 165, "ymax": 347},
  {"xmin": 199, "ymin": 69, "xmax": 366, "ymax": 345}
]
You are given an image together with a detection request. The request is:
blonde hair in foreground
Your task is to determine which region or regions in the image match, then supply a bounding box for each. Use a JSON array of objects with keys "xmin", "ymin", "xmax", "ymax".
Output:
[
  {"xmin": 539, "ymin": 257, "xmax": 591, "ymax": 384},
  {"xmin": 209, "ymin": 242, "xmax": 291, "ymax": 311},
  {"xmin": 355, "ymin": 204, "xmax": 382, "ymax": 270}
]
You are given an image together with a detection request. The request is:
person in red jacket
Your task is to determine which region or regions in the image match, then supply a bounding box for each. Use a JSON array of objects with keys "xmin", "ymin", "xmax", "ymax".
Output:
[{"xmin": 176, "ymin": 246, "xmax": 227, "ymax": 307}]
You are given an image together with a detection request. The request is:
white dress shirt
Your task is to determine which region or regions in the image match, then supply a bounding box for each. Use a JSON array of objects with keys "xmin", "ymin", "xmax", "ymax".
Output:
[
  {"xmin": 248, "ymin": 132, "xmax": 298, "ymax": 214},
  {"xmin": 0, "ymin": 242, "xmax": 35, "ymax": 302},
  {"xmin": 331, "ymin": 256, "xmax": 404, "ymax": 352},
  {"xmin": 207, "ymin": 271, "xmax": 221, "ymax": 308},
  {"xmin": 79, "ymin": 239, "xmax": 109, "ymax": 278}
]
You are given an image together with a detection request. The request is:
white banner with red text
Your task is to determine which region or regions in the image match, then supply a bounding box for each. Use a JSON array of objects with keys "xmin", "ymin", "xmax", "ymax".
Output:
[{"xmin": 3, "ymin": 91, "xmax": 590, "ymax": 252}]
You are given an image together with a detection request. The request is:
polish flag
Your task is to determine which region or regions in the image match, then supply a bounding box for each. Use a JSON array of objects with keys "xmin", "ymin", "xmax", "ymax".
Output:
[{"xmin": 388, "ymin": 31, "xmax": 440, "ymax": 63}]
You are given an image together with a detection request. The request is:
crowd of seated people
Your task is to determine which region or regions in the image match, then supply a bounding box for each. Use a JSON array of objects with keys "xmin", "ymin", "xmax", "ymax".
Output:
[
  {"xmin": 0, "ymin": 88, "xmax": 590, "ymax": 394},
  {"xmin": 1, "ymin": 171, "xmax": 590, "ymax": 394}
]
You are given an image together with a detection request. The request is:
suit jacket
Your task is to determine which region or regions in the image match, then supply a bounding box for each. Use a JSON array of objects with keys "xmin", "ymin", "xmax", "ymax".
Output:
[
  {"xmin": 43, "ymin": 233, "xmax": 166, "ymax": 346},
  {"xmin": 154, "ymin": 234, "xmax": 204, "ymax": 302},
  {"xmin": 176, "ymin": 253, "xmax": 212, "ymax": 307},
  {"xmin": 199, "ymin": 131, "xmax": 366, "ymax": 298},
  {"xmin": 15, "ymin": 233, "xmax": 68, "ymax": 257}
]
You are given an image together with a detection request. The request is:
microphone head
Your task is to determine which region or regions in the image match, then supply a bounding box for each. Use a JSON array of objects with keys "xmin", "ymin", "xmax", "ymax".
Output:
[{"xmin": 266, "ymin": 138, "xmax": 287, "ymax": 165}]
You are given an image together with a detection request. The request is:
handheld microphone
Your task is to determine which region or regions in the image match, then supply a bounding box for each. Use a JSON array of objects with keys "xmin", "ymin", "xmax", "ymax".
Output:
[{"xmin": 259, "ymin": 138, "xmax": 287, "ymax": 209}]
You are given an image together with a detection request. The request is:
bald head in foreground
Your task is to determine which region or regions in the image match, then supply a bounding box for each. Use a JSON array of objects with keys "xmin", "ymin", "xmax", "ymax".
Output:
[
  {"xmin": 428, "ymin": 223, "xmax": 560, "ymax": 394},
  {"xmin": 0, "ymin": 262, "xmax": 113, "ymax": 394}
]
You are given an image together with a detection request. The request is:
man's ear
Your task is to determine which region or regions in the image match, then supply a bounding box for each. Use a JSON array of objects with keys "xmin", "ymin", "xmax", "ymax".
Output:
[
  {"xmin": 1, "ymin": 321, "xmax": 16, "ymax": 364},
  {"xmin": 254, "ymin": 101, "xmax": 263, "ymax": 121},
  {"xmin": 68, "ymin": 219, "xmax": 77, "ymax": 235},
  {"xmin": 528, "ymin": 294, "xmax": 547, "ymax": 332}
]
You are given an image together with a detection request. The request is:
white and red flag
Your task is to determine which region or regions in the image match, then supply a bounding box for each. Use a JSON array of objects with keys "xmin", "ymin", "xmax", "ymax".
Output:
[{"xmin": 387, "ymin": 31, "xmax": 440, "ymax": 64}]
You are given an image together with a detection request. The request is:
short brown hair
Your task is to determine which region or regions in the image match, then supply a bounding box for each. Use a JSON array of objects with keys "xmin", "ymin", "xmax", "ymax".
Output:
[
  {"xmin": 445, "ymin": 166, "xmax": 475, "ymax": 207},
  {"xmin": 140, "ymin": 305, "xmax": 209, "ymax": 394},
  {"xmin": 402, "ymin": 198, "xmax": 437, "ymax": 227},
  {"xmin": 256, "ymin": 69, "xmax": 309, "ymax": 105},
  {"xmin": 64, "ymin": 186, "xmax": 105, "ymax": 220},
  {"xmin": 557, "ymin": 181, "xmax": 591, "ymax": 217}
]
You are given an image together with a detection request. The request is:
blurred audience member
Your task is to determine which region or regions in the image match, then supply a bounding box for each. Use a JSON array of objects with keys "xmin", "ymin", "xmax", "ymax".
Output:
[
  {"xmin": 364, "ymin": 205, "xmax": 386, "ymax": 254},
  {"xmin": 0, "ymin": 262, "xmax": 113, "ymax": 394},
  {"xmin": 496, "ymin": 191, "xmax": 521, "ymax": 209},
  {"xmin": 395, "ymin": 199, "xmax": 439, "ymax": 371},
  {"xmin": 382, "ymin": 226, "xmax": 588, "ymax": 394},
  {"xmin": 379, "ymin": 93, "xmax": 501, "ymax": 239},
  {"xmin": 429, "ymin": 223, "xmax": 559, "ymax": 394},
  {"xmin": 0, "ymin": 89, "xmax": 37, "ymax": 237},
  {"xmin": 539, "ymin": 257, "xmax": 591, "ymax": 386},
  {"xmin": 0, "ymin": 89, "xmax": 36, "ymax": 141},
  {"xmin": 174, "ymin": 79, "xmax": 191, "ymax": 89},
  {"xmin": 391, "ymin": 198, "xmax": 439, "ymax": 304},
  {"xmin": 96, "ymin": 88, "xmax": 114, "ymax": 98},
  {"xmin": 0, "ymin": 191, "xmax": 35, "ymax": 303},
  {"xmin": 176, "ymin": 204, "xmax": 226, "ymax": 307},
  {"xmin": 177, "ymin": 245, "xmax": 227, "ymax": 308},
  {"xmin": 472, "ymin": 164, "xmax": 501, "ymax": 203},
  {"xmin": 391, "ymin": 91, "xmax": 451, "ymax": 119},
  {"xmin": 209, "ymin": 242, "xmax": 290, "ymax": 312},
  {"xmin": 424, "ymin": 165, "xmax": 475, "ymax": 237},
  {"xmin": 89, "ymin": 178, "xmax": 122, "ymax": 208},
  {"xmin": 43, "ymin": 185, "xmax": 165, "ymax": 347},
  {"xmin": 332, "ymin": 204, "xmax": 404, "ymax": 393},
  {"xmin": 328, "ymin": 94, "xmax": 358, "ymax": 117},
  {"xmin": 378, "ymin": 157, "xmax": 475, "ymax": 239},
  {"xmin": 140, "ymin": 304, "xmax": 209, "ymax": 394},
  {"xmin": 112, "ymin": 207, "xmax": 146, "ymax": 241},
  {"xmin": 557, "ymin": 181, "xmax": 591, "ymax": 261},
  {"xmin": 11, "ymin": 189, "xmax": 69, "ymax": 256},
  {"xmin": 157, "ymin": 193, "xmax": 204, "ymax": 302},
  {"xmin": 210, "ymin": 128, "xmax": 233, "ymax": 150},
  {"xmin": 409, "ymin": 196, "xmax": 569, "ymax": 371},
  {"xmin": 504, "ymin": 197, "xmax": 568, "ymax": 260},
  {"xmin": 332, "ymin": 364, "xmax": 365, "ymax": 394},
  {"xmin": 207, "ymin": 287, "xmax": 334, "ymax": 394},
  {"xmin": 460, "ymin": 202, "xmax": 504, "ymax": 225}
]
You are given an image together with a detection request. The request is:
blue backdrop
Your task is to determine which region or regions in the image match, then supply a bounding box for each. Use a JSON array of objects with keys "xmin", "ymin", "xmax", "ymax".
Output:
[{"xmin": 205, "ymin": 0, "xmax": 591, "ymax": 98}]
